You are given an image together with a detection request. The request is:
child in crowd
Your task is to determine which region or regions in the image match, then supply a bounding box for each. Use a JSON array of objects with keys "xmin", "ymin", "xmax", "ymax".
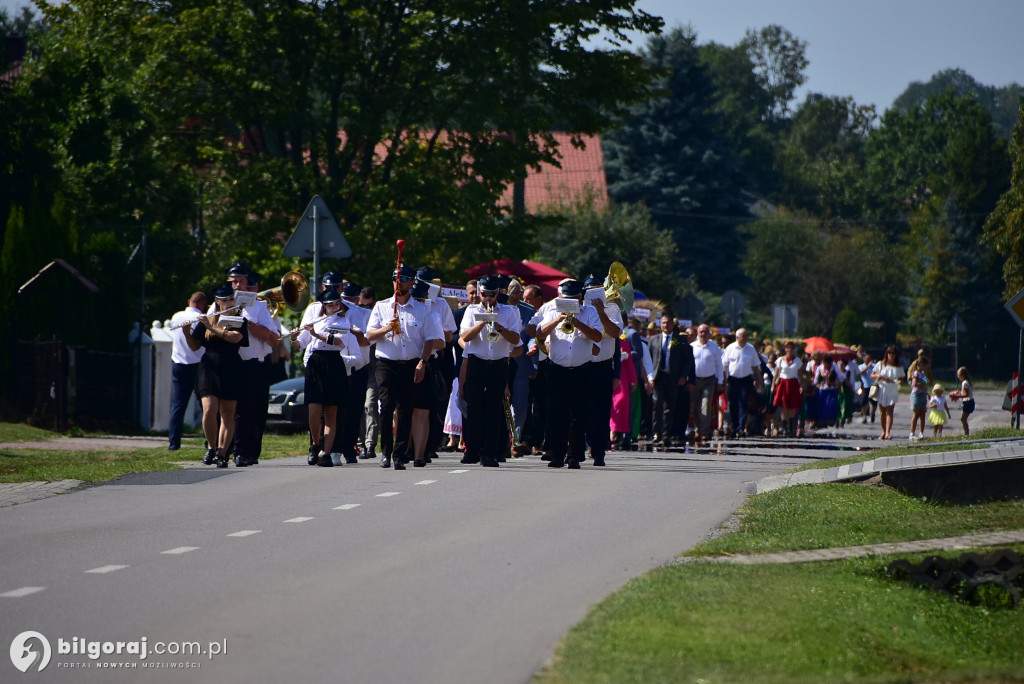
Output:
[
  {"xmin": 927, "ymin": 384, "xmax": 951, "ymax": 438},
  {"xmin": 949, "ymin": 366, "xmax": 975, "ymax": 436}
]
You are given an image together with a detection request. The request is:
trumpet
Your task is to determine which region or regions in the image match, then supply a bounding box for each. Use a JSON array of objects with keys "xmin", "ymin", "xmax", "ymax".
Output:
[
  {"xmin": 554, "ymin": 297, "xmax": 580, "ymax": 335},
  {"xmin": 559, "ymin": 313, "xmax": 576, "ymax": 335},
  {"xmin": 484, "ymin": 301, "xmax": 501, "ymax": 342}
]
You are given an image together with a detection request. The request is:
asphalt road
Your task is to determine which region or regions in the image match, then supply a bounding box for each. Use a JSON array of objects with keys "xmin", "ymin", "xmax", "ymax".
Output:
[{"xmin": 0, "ymin": 445, "xmax": 806, "ymax": 683}]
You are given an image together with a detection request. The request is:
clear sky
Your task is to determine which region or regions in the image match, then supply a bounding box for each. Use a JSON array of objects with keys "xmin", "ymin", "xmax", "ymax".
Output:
[
  {"xmin": 630, "ymin": 0, "xmax": 1024, "ymax": 111},
  {"xmin": 4, "ymin": 0, "xmax": 1022, "ymax": 113}
]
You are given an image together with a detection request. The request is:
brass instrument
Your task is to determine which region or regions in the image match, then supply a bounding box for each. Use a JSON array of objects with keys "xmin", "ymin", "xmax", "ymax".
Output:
[
  {"xmin": 484, "ymin": 301, "xmax": 501, "ymax": 342},
  {"xmin": 603, "ymin": 261, "xmax": 635, "ymax": 316},
  {"xmin": 555, "ymin": 297, "xmax": 580, "ymax": 335},
  {"xmin": 169, "ymin": 270, "xmax": 310, "ymax": 330},
  {"xmin": 504, "ymin": 395, "xmax": 523, "ymax": 450}
]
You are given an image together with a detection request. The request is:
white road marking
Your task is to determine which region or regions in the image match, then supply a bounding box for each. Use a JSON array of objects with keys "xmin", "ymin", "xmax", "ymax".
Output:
[
  {"xmin": 376, "ymin": 492, "xmax": 401, "ymax": 498},
  {"xmin": 333, "ymin": 504, "xmax": 361, "ymax": 510},
  {"xmin": 449, "ymin": 469, "xmax": 470, "ymax": 474},
  {"xmin": 85, "ymin": 565, "xmax": 129, "ymax": 574},
  {"xmin": 414, "ymin": 480, "xmax": 436, "ymax": 485},
  {"xmin": 227, "ymin": 530, "xmax": 262, "ymax": 537},
  {"xmin": 1, "ymin": 586, "xmax": 45, "ymax": 598},
  {"xmin": 161, "ymin": 546, "xmax": 200, "ymax": 555},
  {"xmin": 284, "ymin": 517, "xmax": 314, "ymax": 523}
]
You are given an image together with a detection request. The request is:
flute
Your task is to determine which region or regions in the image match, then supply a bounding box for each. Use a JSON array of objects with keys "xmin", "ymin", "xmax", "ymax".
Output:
[{"xmin": 389, "ymin": 238, "xmax": 406, "ymax": 339}]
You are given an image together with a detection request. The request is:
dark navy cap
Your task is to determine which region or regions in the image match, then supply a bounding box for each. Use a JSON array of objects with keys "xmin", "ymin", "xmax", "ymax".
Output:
[
  {"xmin": 410, "ymin": 279, "xmax": 430, "ymax": 299},
  {"xmin": 558, "ymin": 278, "xmax": 582, "ymax": 297},
  {"xmin": 225, "ymin": 262, "xmax": 249, "ymax": 277},
  {"xmin": 322, "ymin": 271, "xmax": 344, "ymax": 287},
  {"xmin": 214, "ymin": 283, "xmax": 235, "ymax": 299},
  {"xmin": 342, "ymin": 282, "xmax": 362, "ymax": 298},
  {"xmin": 393, "ymin": 265, "xmax": 416, "ymax": 280},
  {"xmin": 247, "ymin": 271, "xmax": 261, "ymax": 287},
  {"xmin": 495, "ymin": 274, "xmax": 512, "ymax": 291},
  {"xmin": 582, "ymin": 274, "xmax": 603, "ymax": 289},
  {"xmin": 478, "ymin": 275, "xmax": 501, "ymax": 292},
  {"xmin": 318, "ymin": 289, "xmax": 342, "ymax": 305},
  {"xmin": 415, "ymin": 266, "xmax": 436, "ymax": 283}
]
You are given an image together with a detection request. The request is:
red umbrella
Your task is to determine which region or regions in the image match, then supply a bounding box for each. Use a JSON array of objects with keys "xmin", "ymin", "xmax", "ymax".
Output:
[
  {"xmin": 831, "ymin": 344, "xmax": 857, "ymax": 361},
  {"xmin": 465, "ymin": 259, "xmax": 571, "ymax": 300},
  {"xmin": 802, "ymin": 336, "xmax": 835, "ymax": 354}
]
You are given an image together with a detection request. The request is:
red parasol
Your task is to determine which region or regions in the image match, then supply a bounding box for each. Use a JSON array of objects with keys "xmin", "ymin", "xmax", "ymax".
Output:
[
  {"xmin": 466, "ymin": 259, "xmax": 571, "ymax": 300},
  {"xmin": 802, "ymin": 336, "xmax": 835, "ymax": 354},
  {"xmin": 831, "ymin": 344, "xmax": 857, "ymax": 361}
]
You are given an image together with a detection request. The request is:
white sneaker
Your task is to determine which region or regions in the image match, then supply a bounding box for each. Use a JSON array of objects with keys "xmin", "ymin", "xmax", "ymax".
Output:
[
  {"xmin": 331, "ymin": 452, "xmax": 343, "ymax": 466},
  {"xmin": 909, "ymin": 432, "xmax": 918, "ymax": 441}
]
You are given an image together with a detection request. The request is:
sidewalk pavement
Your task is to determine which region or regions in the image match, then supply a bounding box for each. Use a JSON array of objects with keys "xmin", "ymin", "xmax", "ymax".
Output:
[
  {"xmin": 0, "ymin": 479, "xmax": 85, "ymax": 508},
  {"xmin": 671, "ymin": 529, "xmax": 1024, "ymax": 566}
]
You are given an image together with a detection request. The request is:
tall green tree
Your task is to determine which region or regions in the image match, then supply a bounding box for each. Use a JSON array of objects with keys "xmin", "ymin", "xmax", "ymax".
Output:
[
  {"xmin": 604, "ymin": 26, "xmax": 749, "ymax": 293},
  {"xmin": 534, "ymin": 193, "xmax": 684, "ymax": 304},
  {"xmin": 984, "ymin": 103, "xmax": 1024, "ymax": 298},
  {"xmin": 893, "ymin": 68, "xmax": 1024, "ymax": 140}
]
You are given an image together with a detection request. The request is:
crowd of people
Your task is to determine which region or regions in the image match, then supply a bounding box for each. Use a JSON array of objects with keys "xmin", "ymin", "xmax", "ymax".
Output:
[{"xmin": 166, "ymin": 260, "xmax": 979, "ymax": 470}]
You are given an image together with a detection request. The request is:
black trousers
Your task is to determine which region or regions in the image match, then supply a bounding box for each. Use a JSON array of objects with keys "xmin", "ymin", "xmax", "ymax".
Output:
[
  {"xmin": 672, "ymin": 383, "xmax": 691, "ymax": 437},
  {"xmin": 235, "ymin": 359, "xmax": 270, "ymax": 460},
  {"xmin": 652, "ymin": 370, "xmax": 678, "ymax": 440},
  {"xmin": 375, "ymin": 358, "xmax": 418, "ymax": 461},
  {"xmin": 727, "ymin": 375, "xmax": 755, "ymax": 433},
  {"xmin": 462, "ymin": 356, "xmax": 509, "ymax": 465},
  {"xmin": 525, "ymin": 359, "xmax": 549, "ymax": 449},
  {"xmin": 546, "ymin": 363, "xmax": 588, "ymax": 464},
  {"xmin": 336, "ymin": 365, "xmax": 369, "ymax": 459},
  {"xmin": 586, "ymin": 359, "xmax": 614, "ymax": 458}
]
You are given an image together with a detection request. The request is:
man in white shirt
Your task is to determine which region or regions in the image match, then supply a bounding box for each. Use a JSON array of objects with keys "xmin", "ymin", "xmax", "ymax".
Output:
[
  {"xmin": 366, "ymin": 265, "xmax": 444, "ymax": 470},
  {"xmin": 459, "ymin": 275, "xmax": 522, "ymax": 467},
  {"xmin": 582, "ymin": 274, "xmax": 623, "ymax": 466},
  {"xmin": 721, "ymin": 327, "xmax": 762, "ymax": 438},
  {"xmin": 333, "ymin": 281, "xmax": 371, "ymax": 463},
  {"xmin": 416, "ymin": 266, "xmax": 458, "ymax": 463},
  {"xmin": 690, "ymin": 323, "xmax": 724, "ymax": 441},
  {"xmin": 168, "ymin": 291, "xmax": 207, "ymax": 451},
  {"xmin": 228, "ymin": 267, "xmax": 281, "ymax": 466},
  {"xmin": 534, "ymin": 279, "xmax": 603, "ymax": 469}
]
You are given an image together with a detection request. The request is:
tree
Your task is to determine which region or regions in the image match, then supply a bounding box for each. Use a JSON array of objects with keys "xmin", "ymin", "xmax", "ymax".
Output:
[
  {"xmin": 604, "ymin": 26, "xmax": 749, "ymax": 293},
  {"xmin": 893, "ymin": 68, "xmax": 1024, "ymax": 140},
  {"xmin": 738, "ymin": 25, "xmax": 808, "ymax": 122},
  {"xmin": 23, "ymin": 0, "xmax": 663, "ymax": 318},
  {"xmin": 534, "ymin": 193, "xmax": 684, "ymax": 305},
  {"xmin": 984, "ymin": 103, "xmax": 1024, "ymax": 298}
]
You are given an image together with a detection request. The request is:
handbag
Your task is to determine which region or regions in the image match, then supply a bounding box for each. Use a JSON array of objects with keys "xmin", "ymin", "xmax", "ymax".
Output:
[{"xmin": 868, "ymin": 384, "xmax": 879, "ymax": 401}]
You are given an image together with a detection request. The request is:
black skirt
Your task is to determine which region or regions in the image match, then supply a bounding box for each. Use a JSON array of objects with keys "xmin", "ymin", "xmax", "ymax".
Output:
[
  {"xmin": 193, "ymin": 322, "xmax": 249, "ymax": 400},
  {"xmin": 304, "ymin": 351, "xmax": 348, "ymax": 406}
]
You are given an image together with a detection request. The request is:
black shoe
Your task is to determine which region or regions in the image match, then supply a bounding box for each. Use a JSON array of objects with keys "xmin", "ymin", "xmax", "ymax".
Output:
[
  {"xmin": 567, "ymin": 459, "xmax": 581, "ymax": 469},
  {"xmin": 481, "ymin": 461, "xmax": 499, "ymax": 468},
  {"xmin": 460, "ymin": 455, "xmax": 480, "ymax": 465},
  {"xmin": 379, "ymin": 455, "xmax": 392, "ymax": 468},
  {"xmin": 344, "ymin": 453, "xmax": 358, "ymax": 464},
  {"xmin": 540, "ymin": 452, "xmax": 552, "ymax": 461},
  {"xmin": 547, "ymin": 459, "xmax": 564, "ymax": 468},
  {"xmin": 202, "ymin": 448, "xmax": 217, "ymax": 466},
  {"xmin": 235, "ymin": 456, "xmax": 251, "ymax": 467},
  {"xmin": 307, "ymin": 445, "xmax": 321, "ymax": 466},
  {"xmin": 319, "ymin": 452, "xmax": 334, "ymax": 467},
  {"xmin": 593, "ymin": 457, "xmax": 606, "ymax": 467},
  {"xmin": 216, "ymin": 450, "xmax": 228, "ymax": 468},
  {"xmin": 393, "ymin": 460, "xmax": 406, "ymax": 471},
  {"xmin": 414, "ymin": 459, "xmax": 427, "ymax": 467},
  {"xmin": 168, "ymin": 444, "xmax": 180, "ymax": 452}
]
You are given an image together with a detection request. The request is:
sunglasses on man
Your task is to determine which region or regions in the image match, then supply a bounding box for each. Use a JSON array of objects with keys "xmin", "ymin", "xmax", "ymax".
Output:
[
  {"xmin": 392, "ymin": 275, "xmax": 413, "ymax": 282},
  {"xmin": 480, "ymin": 290, "xmax": 498, "ymax": 297}
]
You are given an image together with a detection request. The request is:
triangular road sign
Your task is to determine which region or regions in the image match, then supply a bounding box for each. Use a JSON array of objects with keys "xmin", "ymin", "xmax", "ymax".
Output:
[{"xmin": 283, "ymin": 195, "xmax": 352, "ymax": 259}]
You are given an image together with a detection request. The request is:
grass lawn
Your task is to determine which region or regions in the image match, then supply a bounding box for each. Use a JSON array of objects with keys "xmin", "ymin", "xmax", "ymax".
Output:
[
  {"xmin": 0, "ymin": 422, "xmax": 62, "ymax": 443},
  {"xmin": 536, "ymin": 553, "xmax": 1024, "ymax": 684},
  {"xmin": 537, "ymin": 438, "xmax": 1024, "ymax": 684},
  {"xmin": 0, "ymin": 430, "xmax": 311, "ymax": 483}
]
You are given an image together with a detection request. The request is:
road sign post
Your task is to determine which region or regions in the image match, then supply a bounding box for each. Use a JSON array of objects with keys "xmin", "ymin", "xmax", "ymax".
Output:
[{"xmin": 284, "ymin": 196, "xmax": 352, "ymax": 292}]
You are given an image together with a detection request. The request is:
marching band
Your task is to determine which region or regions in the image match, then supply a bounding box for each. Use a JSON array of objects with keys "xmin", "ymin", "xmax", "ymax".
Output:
[{"xmin": 171, "ymin": 247, "xmax": 633, "ymax": 472}]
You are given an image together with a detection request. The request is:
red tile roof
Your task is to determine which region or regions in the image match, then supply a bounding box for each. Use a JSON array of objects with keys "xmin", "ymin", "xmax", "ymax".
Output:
[{"xmin": 502, "ymin": 132, "xmax": 607, "ymax": 212}]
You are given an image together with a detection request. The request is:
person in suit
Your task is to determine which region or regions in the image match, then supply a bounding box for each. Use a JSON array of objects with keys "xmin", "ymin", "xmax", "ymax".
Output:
[{"xmin": 648, "ymin": 312, "xmax": 695, "ymax": 447}]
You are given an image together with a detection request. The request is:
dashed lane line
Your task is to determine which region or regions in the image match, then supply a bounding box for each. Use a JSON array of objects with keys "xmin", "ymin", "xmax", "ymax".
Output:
[
  {"xmin": 334, "ymin": 504, "xmax": 361, "ymax": 510},
  {"xmin": 85, "ymin": 565, "xmax": 129, "ymax": 574},
  {"xmin": 448, "ymin": 470, "xmax": 469, "ymax": 474},
  {"xmin": 226, "ymin": 530, "xmax": 262, "ymax": 537},
  {"xmin": 284, "ymin": 517, "xmax": 315, "ymax": 523},
  {"xmin": 161, "ymin": 546, "xmax": 200, "ymax": 555},
  {"xmin": 376, "ymin": 492, "xmax": 401, "ymax": 498},
  {"xmin": 1, "ymin": 586, "xmax": 45, "ymax": 598},
  {"xmin": 414, "ymin": 480, "xmax": 436, "ymax": 485}
]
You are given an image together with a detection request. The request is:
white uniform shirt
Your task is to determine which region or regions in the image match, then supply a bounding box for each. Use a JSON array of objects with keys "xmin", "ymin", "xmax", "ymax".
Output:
[
  {"xmin": 538, "ymin": 300, "xmax": 600, "ymax": 368},
  {"xmin": 341, "ymin": 302, "xmax": 372, "ymax": 371},
  {"xmin": 528, "ymin": 300, "xmax": 556, "ymax": 362},
  {"xmin": 460, "ymin": 303, "xmax": 523, "ymax": 361},
  {"xmin": 169, "ymin": 307, "xmax": 206, "ymax": 364},
  {"xmin": 588, "ymin": 298, "xmax": 623, "ymax": 363},
  {"xmin": 640, "ymin": 338, "xmax": 654, "ymax": 384},
  {"xmin": 430, "ymin": 297, "xmax": 458, "ymax": 337},
  {"xmin": 368, "ymin": 297, "xmax": 441, "ymax": 361},
  {"xmin": 239, "ymin": 299, "xmax": 276, "ymax": 361},
  {"xmin": 692, "ymin": 340, "xmax": 724, "ymax": 382},
  {"xmin": 722, "ymin": 342, "xmax": 761, "ymax": 379},
  {"xmin": 297, "ymin": 313, "xmax": 359, "ymax": 368}
]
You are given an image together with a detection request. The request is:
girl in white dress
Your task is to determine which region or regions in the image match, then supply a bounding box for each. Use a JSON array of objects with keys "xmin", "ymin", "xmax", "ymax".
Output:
[{"xmin": 870, "ymin": 345, "xmax": 905, "ymax": 440}]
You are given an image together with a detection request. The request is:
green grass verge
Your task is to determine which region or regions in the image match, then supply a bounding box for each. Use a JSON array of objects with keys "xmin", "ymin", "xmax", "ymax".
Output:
[
  {"xmin": 0, "ymin": 432, "xmax": 312, "ymax": 483},
  {"xmin": 688, "ymin": 483, "xmax": 1024, "ymax": 557},
  {"xmin": 794, "ymin": 427, "xmax": 1023, "ymax": 473},
  {"xmin": 0, "ymin": 423, "xmax": 61, "ymax": 443},
  {"xmin": 536, "ymin": 553, "xmax": 1024, "ymax": 684}
]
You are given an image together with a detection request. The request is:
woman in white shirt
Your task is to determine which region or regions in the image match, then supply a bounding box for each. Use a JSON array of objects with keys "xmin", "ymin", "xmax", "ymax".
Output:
[{"xmin": 870, "ymin": 345, "xmax": 905, "ymax": 440}]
